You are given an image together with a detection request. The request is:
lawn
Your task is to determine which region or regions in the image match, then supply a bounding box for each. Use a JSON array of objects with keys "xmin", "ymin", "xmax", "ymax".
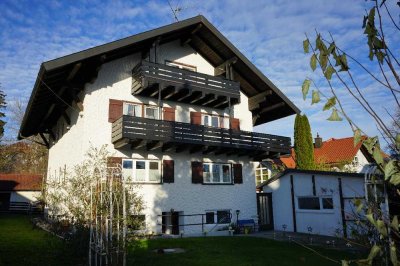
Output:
[{"xmin": 0, "ymin": 214, "xmax": 361, "ymax": 265}]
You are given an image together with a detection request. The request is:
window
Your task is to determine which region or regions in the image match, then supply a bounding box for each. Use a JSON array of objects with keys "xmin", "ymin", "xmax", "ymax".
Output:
[
  {"xmin": 322, "ymin": 198, "xmax": 334, "ymax": 209},
  {"xmin": 205, "ymin": 210, "xmax": 231, "ymax": 224},
  {"xmin": 255, "ymin": 163, "xmax": 270, "ymax": 186},
  {"xmin": 145, "ymin": 106, "xmax": 159, "ymax": 119},
  {"xmin": 165, "ymin": 60, "xmax": 197, "ymax": 72},
  {"xmin": 352, "ymin": 156, "xmax": 359, "ymax": 167},
  {"xmin": 123, "ymin": 103, "xmax": 142, "ymax": 117},
  {"xmin": 202, "ymin": 114, "xmax": 228, "ymax": 128},
  {"xmin": 203, "ymin": 163, "xmax": 231, "ymax": 184},
  {"xmin": 298, "ymin": 197, "xmax": 320, "ymax": 210},
  {"xmin": 122, "ymin": 159, "xmax": 161, "ymax": 183}
]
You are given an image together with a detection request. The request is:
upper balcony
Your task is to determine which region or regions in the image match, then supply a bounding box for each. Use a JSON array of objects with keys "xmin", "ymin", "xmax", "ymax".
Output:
[
  {"xmin": 131, "ymin": 61, "xmax": 240, "ymax": 109},
  {"xmin": 112, "ymin": 115, "xmax": 291, "ymax": 160}
]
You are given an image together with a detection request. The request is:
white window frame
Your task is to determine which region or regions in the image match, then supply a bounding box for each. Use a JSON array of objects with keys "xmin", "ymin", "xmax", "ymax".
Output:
[
  {"xmin": 255, "ymin": 163, "xmax": 269, "ymax": 186},
  {"xmin": 122, "ymin": 159, "xmax": 161, "ymax": 183},
  {"xmin": 202, "ymin": 114, "xmax": 228, "ymax": 128},
  {"xmin": 204, "ymin": 209, "xmax": 231, "ymax": 224},
  {"xmin": 203, "ymin": 163, "xmax": 232, "ymax": 184},
  {"xmin": 144, "ymin": 105, "xmax": 159, "ymax": 120},
  {"xmin": 165, "ymin": 60, "xmax": 197, "ymax": 72},
  {"xmin": 123, "ymin": 102, "xmax": 142, "ymax": 117}
]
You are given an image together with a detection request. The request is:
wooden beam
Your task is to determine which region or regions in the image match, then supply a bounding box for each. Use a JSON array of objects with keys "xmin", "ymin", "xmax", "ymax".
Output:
[
  {"xmin": 161, "ymin": 86, "xmax": 177, "ymax": 99},
  {"xmin": 205, "ymin": 96, "xmax": 226, "ymax": 107},
  {"xmin": 39, "ymin": 132, "xmax": 49, "ymax": 149},
  {"xmin": 258, "ymin": 102, "xmax": 285, "ymax": 115},
  {"xmin": 188, "ymin": 91, "xmax": 205, "ymax": 104},
  {"xmin": 213, "ymin": 98, "xmax": 229, "ymax": 108},
  {"xmin": 131, "ymin": 139, "xmax": 146, "ymax": 149},
  {"xmin": 214, "ymin": 57, "xmax": 238, "ymax": 76},
  {"xmin": 180, "ymin": 24, "xmax": 203, "ymax": 46},
  {"xmin": 114, "ymin": 138, "xmax": 130, "ymax": 149},
  {"xmin": 162, "ymin": 142, "xmax": 175, "ymax": 152},
  {"xmin": 62, "ymin": 113, "xmax": 71, "ymax": 126},
  {"xmin": 202, "ymin": 146, "xmax": 217, "ymax": 154},
  {"xmin": 176, "ymin": 89, "xmax": 193, "ymax": 101},
  {"xmin": 201, "ymin": 95, "xmax": 218, "ymax": 106},
  {"xmin": 147, "ymin": 140, "xmax": 163, "ymax": 151},
  {"xmin": 47, "ymin": 129, "xmax": 56, "ymax": 141},
  {"xmin": 66, "ymin": 63, "xmax": 82, "ymax": 82},
  {"xmin": 248, "ymin": 90, "xmax": 272, "ymax": 108}
]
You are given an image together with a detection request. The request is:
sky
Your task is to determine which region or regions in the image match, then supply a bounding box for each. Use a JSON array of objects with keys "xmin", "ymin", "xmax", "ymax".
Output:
[{"xmin": 0, "ymin": 0, "xmax": 399, "ymax": 146}]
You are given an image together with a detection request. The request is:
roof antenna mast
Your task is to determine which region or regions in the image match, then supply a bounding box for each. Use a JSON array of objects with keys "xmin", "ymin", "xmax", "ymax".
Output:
[{"xmin": 167, "ymin": 0, "xmax": 182, "ymax": 22}]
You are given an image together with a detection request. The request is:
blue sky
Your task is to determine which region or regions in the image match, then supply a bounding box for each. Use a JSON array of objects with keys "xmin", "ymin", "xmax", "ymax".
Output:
[{"xmin": 0, "ymin": 0, "xmax": 398, "ymax": 146}]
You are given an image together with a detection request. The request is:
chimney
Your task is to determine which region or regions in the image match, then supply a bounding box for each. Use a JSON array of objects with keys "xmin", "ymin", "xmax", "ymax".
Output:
[{"xmin": 314, "ymin": 133, "xmax": 323, "ymax": 148}]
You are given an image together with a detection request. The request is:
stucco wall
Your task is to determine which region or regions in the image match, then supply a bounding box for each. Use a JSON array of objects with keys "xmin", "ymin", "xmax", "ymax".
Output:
[
  {"xmin": 47, "ymin": 40, "xmax": 258, "ymax": 235},
  {"xmin": 263, "ymin": 172, "xmax": 364, "ymax": 237}
]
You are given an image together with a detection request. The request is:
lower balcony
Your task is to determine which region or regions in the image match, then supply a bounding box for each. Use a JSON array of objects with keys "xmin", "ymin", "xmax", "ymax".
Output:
[{"xmin": 112, "ymin": 116, "xmax": 291, "ymax": 160}]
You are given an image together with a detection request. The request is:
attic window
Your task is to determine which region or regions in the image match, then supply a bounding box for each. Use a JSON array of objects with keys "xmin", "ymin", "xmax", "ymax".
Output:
[{"xmin": 165, "ymin": 60, "xmax": 197, "ymax": 72}]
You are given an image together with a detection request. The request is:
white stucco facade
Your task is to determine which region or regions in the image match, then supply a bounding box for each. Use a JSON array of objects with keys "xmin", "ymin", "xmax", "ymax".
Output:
[
  {"xmin": 47, "ymin": 40, "xmax": 258, "ymax": 235},
  {"xmin": 262, "ymin": 171, "xmax": 364, "ymax": 237}
]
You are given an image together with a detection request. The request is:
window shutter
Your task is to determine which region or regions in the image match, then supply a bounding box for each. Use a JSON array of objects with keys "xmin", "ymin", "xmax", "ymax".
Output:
[
  {"xmin": 191, "ymin": 161, "xmax": 203, "ymax": 183},
  {"xmin": 190, "ymin": 112, "xmax": 202, "ymax": 125},
  {"xmin": 230, "ymin": 118, "xmax": 240, "ymax": 130},
  {"xmin": 162, "ymin": 160, "xmax": 174, "ymax": 183},
  {"xmin": 233, "ymin": 163, "xmax": 243, "ymax": 184},
  {"xmin": 107, "ymin": 157, "xmax": 122, "ymax": 168},
  {"xmin": 163, "ymin": 107, "xmax": 175, "ymax": 122},
  {"xmin": 109, "ymin": 99, "xmax": 123, "ymax": 122}
]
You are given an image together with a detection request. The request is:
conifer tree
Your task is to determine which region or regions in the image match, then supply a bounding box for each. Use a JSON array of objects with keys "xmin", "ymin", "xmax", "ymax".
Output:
[
  {"xmin": 0, "ymin": 88, "xmax": 6, "ymax": 141},
  {"xmin": 293, "ymin": 114, "xmax": 315, "ymax": 170}
]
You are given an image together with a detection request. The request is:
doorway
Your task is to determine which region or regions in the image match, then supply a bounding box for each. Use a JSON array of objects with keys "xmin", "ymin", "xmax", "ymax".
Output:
[{"xmin": 257, "ymin": 193, "xmax": 274, "ymax": 230}]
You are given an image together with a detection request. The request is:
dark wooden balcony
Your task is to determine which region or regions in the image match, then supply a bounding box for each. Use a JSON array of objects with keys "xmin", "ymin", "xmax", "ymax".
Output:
[
  {"xmin": 131, "ymin": 61, "xmax": 240, "ymax": 109},
  {"xmin": 112, "ymin": 115, "xmax": 291, "ymax": 160}
]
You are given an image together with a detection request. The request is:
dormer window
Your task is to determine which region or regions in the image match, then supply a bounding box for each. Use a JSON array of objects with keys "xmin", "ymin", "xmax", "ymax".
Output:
[
  {"xmin": 165, "ymin": 60, "xmax": 197, "ymax": 72},
  {"xmin": 352, "ymin": 156, "xmax": 359, "ymax": 167}
]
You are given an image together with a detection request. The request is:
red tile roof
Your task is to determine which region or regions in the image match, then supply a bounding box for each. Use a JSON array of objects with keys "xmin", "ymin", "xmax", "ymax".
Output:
[
  {"xmin": 279, "ymin": 136, "xmax": 367, "ymax": 168},
  {"xmin": 0, "ymin": 174, "xmax": 43, "ymax": 191}
]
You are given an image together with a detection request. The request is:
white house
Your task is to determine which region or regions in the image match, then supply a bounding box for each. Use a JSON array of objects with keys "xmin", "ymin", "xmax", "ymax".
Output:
[
  {"xmin": 19, "ymin": 16, "xmax": 299, "ymax": 235},
  {"xmin": 257, "ymin": 169, "xmax": 367, "ymax": 237}
]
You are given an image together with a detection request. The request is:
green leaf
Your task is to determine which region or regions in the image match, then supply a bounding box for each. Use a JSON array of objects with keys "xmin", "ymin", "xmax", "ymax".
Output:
[
  {"xmin": 390, "ymin": 173, "xmax": 400, "ymax": 186},
  {"xmin": 324, "ymin": 66, "xmax": 335, "ymax": 80},
  {"xmin": 327, "ymin": 109, "xmax": 343, "ymax": 121},
  {"xmin": 390, "ymin": 244, "xmax": 398, "ymax": 266},
  {"xmin": 366, "ymin": 213, "xmax": 376, "ymax": 227},
  {"xmin": 376, "ymin": 219, "xmax": 387, "ymax": 237},
  {"xmin": 362, "ymin": 15, "xmax": 368, "ymax": 28},
  {"xmin": 368, "ymin": 7, "xmax": 375, "ymax": 25},
  {"xmin": 303, "ymin": 39, "xmax": 310, "ymax": 53},
  {"xmin": 302, "ymin": 79, "xmax": 311, "ymax": 100},
  {"xmin": 391, "ymin": 216, "xmax": 399, "ymax": 232},
  {"xmin": 384, "ymin": 160, "xmax": 397, "ymax": 180},
  {"xmin": 376, "ymin": 51, "xmax": 385, "ymax": 64},
  {"xmin": 367, "ymin": 245, "xmax": 380, "ymax": 261},
  {"xmin": 327, "ymin": 42, "xmax": 336, "ymax": 54},
  {"xmin": 319, "ymin": 53, "xmax": 328, "ymax": 71},
  {"xmin": 311, "ymin": 90, "xmax": 320, "ymax": 105},
  {"xmin": 363, "ymin": 137, "xmax": 378, "ymax": 154},
  {"xmin": 339, "ymin": 54, "xmax": 349, "ymax": 71},
  {"xmin": 396, "ymin": 134, "xmax": 400, "ymax": 151},
  {"xmin": 354, "ymin": 129, "xmax": 362, "ymax": 147},
  {"xmin": 373, "ymin": 147, "xmax": 384, "ymax": 166},
  {"xmin": 373, "ymin": 37, "xmax": 385, "ymax": 49},
  {"xmin": 310, "ymin": 54, "xmax": 317, "ymax": 71},
  {"xmin": 323, "ymin": 97, "xmax": 336, "ymax": 111}
]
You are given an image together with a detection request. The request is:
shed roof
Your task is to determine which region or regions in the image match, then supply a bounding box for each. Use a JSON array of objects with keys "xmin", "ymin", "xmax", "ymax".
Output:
[
  {"xmin": 0, "ymin": 174, "xmax": 43, "ymax": 191},
  {"xmin": 19, "ymin": 15, "xmax": 299, "ymax": 139}
]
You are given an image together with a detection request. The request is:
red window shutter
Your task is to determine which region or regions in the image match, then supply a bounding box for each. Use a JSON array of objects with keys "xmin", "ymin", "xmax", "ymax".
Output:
[
  {"xmin": 107, "ymin": 157, "xmax": 122, "ymax": 168},
  {"xmin": 163, "ymin": 107, "xmax": 175, "ymax": 122},
  {"xmin": 233, "ymin": 163, "xmax": 243, "ymax": 184},
  {"xmin": 191, "ymin": 161, "xmax": 203, "ymax": 183},
  {"xmin": 108, "ymin": 99, "xmax": 123, "ymax": 123},
  {"xmin": 162, "ymin": 160, "xmax": 174, "ymax": 183},
  {"xmin": 190, "ymin": 112, "xmax": 202, "ymax": 125},
  {"xmin": 230, "ymin": 118, "xmax": 240, "ymax": 130}
]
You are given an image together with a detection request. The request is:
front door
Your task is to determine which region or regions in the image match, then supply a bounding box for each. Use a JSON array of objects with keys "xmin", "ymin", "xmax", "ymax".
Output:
[
  {"xmin": 257, "ymin": 193, "xmax": 274, "ymax": 230},
  {"xmin": 171, "ymin": 211, "xmax": 180, "ymax": 235}
]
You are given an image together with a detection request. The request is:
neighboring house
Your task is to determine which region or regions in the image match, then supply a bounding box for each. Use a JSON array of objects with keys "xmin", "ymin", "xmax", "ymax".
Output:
[
  {"xmin": 19, "ymin": 16, "xmax": 299, "ymax": 235},
  {"xmin": 257, "ymin": 169, "xmax": 368, "ymax": 237},
  {"xmin": 275, "ymin": 135, "xmax": 374, "ymax": 173},
  {"xmin": 0, "ymin": 174, "xmax": 42, "ymax": 212}
]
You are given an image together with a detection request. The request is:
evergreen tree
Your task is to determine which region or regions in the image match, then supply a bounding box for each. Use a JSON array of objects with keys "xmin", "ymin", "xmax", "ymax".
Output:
[
  {"xmin": 293, "ymin": 114, "xmax": 315, "ymax": 170},
  {"xmin": 0, "ymin": 88, "xmax": 6, "ymax": 141}
]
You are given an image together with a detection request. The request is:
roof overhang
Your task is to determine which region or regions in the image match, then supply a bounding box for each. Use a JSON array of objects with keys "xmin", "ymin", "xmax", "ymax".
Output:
[{"xmin": 19, "ymin": 15, "xmax": 300, "ymax": 139}]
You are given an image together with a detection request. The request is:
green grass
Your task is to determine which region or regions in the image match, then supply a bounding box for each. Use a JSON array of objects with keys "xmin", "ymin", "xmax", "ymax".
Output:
[
  {"xmin": 128, "ymin": 236, "xmax": 360, "ymax": 266},
  {"xmin": 0, "ymin": 214, "xmax": 82, "ymax": 266},
  {"xmin": 0, "ymin": 215, "xmax": 361, "ymax": 265}
]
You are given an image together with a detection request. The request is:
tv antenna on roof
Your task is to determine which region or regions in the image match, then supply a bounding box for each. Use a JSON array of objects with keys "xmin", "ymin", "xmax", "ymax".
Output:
[{"xmin": 167, "ymin": 0, "xmax": 182, "ymax": 22}]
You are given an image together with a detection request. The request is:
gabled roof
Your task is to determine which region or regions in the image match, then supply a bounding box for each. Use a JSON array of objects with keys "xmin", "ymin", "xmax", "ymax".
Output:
[
  {"xmin": 19, "ymin": 15, "xmax": 299, "ymax": 139},
  {"xmin": 0, "ymin": 174, "xmax": 43, "ymax": 191},
  {"xmin": 278, "ymin": 136, "xmax": 370, "ymax": 169}
]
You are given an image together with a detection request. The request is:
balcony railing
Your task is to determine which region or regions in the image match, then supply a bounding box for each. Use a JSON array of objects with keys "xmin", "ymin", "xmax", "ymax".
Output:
[
  {"xmin": 131, "ymin": 61, "xmax": 240, "ymax": 109},
  {"xmin": 112, "ymin": 115, "xmax": 291, "ymax": 159}
]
